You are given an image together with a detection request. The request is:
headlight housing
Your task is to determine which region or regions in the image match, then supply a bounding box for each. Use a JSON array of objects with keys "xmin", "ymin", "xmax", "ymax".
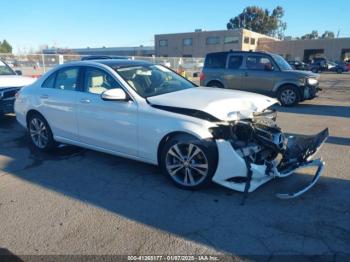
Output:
[{"xmin": 307, "ymin": 78, "xmax": 318, "ymax": 86}]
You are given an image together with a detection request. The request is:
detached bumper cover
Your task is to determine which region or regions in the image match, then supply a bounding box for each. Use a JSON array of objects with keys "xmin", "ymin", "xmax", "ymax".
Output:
[{"xmin": 212, "ymin": 128, "xmax": 329, "ymax": 199}]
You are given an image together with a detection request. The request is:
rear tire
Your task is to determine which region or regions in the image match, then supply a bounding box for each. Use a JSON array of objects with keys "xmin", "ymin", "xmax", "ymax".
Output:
[
  {"xmin": 277, "ymin": 85, "xmax": 301, "ymax": 107},
  {"xmin": 27, "ymin": 113, "xmax": 57, "ymax": 152},
  {"xmin": 160, "ymin": 134, "xmax": 217, "ymax": 190}
]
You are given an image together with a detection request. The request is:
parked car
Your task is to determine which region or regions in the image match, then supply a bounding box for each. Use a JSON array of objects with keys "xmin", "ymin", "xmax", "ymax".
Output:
[
  {"xmin": 309, "ymin": 60, "xmax": 348, "ymax": 73},
  {"xmin": 200, "ymin": 51, "xmax": 320, "ymax": 106},
  {"xmin": 0, "ymin": 59, "xmax": 36, "ymax": 116},
  {"xmin": 81, "ymin": 55, "xmax": 129, "ymax": 61},
  {"xmin": 329, "ymin": 62, "xmax": 349, "ymax": 73},
  {"xmin": 15, "ymin": 59, "xmax": 328, "ymax": 198},
  {"xmin": 287, "ymin": 60, "xmax": 309, "ymax": 71}
]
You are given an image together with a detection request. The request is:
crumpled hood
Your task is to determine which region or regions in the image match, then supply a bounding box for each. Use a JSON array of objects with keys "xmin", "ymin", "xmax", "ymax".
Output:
[
  {"xmin": 0, "ymin": 75, "xmax": 36, "ymax": 89},
  {"xmin": 148, "ymin": 87, "xmax": 278, "ymax": 121}
]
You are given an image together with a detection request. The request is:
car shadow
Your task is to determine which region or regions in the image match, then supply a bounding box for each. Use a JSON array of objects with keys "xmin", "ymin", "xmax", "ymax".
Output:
[
  {"xmin": 0, "ymin": 247, "xmax": 23, "ymax": 261},
  {"xmin": 273, "ymin": 104, "xmax": 350, "ymax": 118},
  {"xmin": 1, "ymin": 118, "xmax": 350, "ymax": 256}
]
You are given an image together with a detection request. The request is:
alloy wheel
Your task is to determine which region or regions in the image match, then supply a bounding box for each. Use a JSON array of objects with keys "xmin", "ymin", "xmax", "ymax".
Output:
[
  {"xmin": 165, "ymin": 143, "xmax": 209, "ymax": 187},
  {"xmin": 280, "ymin": 89, "xmax": 297, "ymax": 105},
  {"xmin": 29, "ymin": 117, "xmax": 49, "ymax": 149}
]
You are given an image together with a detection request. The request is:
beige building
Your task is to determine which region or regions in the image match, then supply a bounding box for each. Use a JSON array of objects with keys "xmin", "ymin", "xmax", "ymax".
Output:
[
  {"xmin": 258, "ymin": 38, "xmax": 350, "ymax": 62},
  {"xmin": 155, "ymin": 29, "xmax": 276, "ymax": 57},
  {"xmin": 155, "ymin": 29, "xmax": 350, "ymax": 62}
]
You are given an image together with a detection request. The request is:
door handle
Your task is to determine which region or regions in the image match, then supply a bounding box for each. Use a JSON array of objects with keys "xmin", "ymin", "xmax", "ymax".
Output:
[
  {"xmin": 80, "ymin": 98, "xmax": 91, "ymax": 103},
  {"xmin": 40, "ymin": 94, "xmax": 49, "ymax": 99}
]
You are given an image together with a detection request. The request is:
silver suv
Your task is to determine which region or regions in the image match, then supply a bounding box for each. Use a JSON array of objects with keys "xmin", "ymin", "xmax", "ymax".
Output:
[{"xmin": 200, "ymin": 51, "xmax": 320, "ymax": 106}]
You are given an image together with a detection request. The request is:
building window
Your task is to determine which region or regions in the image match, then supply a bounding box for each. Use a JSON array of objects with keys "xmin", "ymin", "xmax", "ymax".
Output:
[
  {"xmin": 183, "ymin": 55, "xmax": 192, "ymax": 57},
  {"xmin": 244, "ymin": 37, "xmax": 250, "ymax": 44},
  {"xmin": 206, "ymin": 36, "xmax": 220, "ymax": 45},
  {"xmin": 159, "ymin": 40, "xmax": 168, "ymax": 47},
  {"xmin": 250, "ymin": 38, "xmax": 256, "ymax": 45},
  {"xmin": 224, "ymin": 36, "xmax": 239, "ymax": 44},
  {"xmin": 183, "ymin": 38, "xmax": 193, "ymax": 46}
]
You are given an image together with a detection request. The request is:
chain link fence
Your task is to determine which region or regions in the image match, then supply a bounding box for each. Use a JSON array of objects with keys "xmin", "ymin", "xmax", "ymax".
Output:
[{"xmin": 0, "ymin": 54, "xmax": 204, "ymax": 80}]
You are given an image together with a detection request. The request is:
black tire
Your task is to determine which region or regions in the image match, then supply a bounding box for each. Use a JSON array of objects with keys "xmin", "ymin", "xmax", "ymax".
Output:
[
  {"xmin": 337, "ymin": 68, "xmax": 342, "ymax": 74},
  {"xmin": 277, "ymin": 85, "xmax": 301, "ymax": 107},
  {"xmin": 27, "ymin": 113, "xmax": 57, "ymax": 152},
  {"xmin": 207, "ymin": 81, "xmax": 224, "ymax": 89},
  {"xmin": 160, "ymin": 134, "xmax": 217, "ymax": 190}
]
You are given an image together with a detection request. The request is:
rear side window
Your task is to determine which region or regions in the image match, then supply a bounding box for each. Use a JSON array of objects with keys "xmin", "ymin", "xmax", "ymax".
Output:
[
  {"xmin": 55, "ymin": 67, "xmax": 79, "ymax": 91},
  {"xmin": 42, "ymin": 73, "xmax": 56, "ymax": 88},
  {"xmin": 204, "ymin": 53, "xmax": 227, "ymax": 69},
  {"xmin": 228, "ymin": 55, "xmax": 243, "ymax": 69}
]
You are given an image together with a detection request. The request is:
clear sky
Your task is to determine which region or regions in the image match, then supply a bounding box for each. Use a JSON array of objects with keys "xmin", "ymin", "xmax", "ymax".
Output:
[{"xmin": 1, "ymin": 0, "xmax": 349, "ymax": 53}]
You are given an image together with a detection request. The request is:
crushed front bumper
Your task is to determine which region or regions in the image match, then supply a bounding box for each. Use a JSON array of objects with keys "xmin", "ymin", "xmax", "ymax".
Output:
[{"xmin": 212, "ymin": 128, "xmax": 329, "ymax": 199}]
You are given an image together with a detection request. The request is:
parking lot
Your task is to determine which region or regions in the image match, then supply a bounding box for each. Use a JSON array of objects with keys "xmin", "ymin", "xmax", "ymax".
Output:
[{"xmin": 0, "ymin": 73, "xmax": 349, "ymax": 259}]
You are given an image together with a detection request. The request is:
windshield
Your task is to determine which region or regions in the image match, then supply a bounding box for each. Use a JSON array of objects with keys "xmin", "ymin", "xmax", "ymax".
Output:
[
  {"xmin": 115, "ymin": 64, "xmax": 195, "ymax": 98},
  {"xmin": 0, "ymin": 60, "xmax": 16, "ymax": 76},
  {"xmin": 271, "ymin": 54, "xmax": 293, "ymax": 70}
]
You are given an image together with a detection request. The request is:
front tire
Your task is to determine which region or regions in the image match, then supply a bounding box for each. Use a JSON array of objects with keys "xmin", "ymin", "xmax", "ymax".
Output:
[
  {"xmin": 27, "ymin": 113, "xmax": 57, "ymax": 151},
  {"xmin": 161, "ymin": 135, "xmax": 217, "ymax": 190},
  {"xmin": 277, "ymin": 85, "xmax": 301, "ymax": 106}
]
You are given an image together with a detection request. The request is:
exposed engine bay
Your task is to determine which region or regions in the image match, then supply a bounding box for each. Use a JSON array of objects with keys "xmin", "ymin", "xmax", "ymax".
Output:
[{"xmin": 209, "ymin": 109, "xmax": 329, "ymax": 201}]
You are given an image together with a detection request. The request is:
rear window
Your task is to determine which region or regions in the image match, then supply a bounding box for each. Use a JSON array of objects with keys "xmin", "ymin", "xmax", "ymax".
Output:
[{"xmin": 204, "ymin": 53, "xmax": 227, "ymax": 69}]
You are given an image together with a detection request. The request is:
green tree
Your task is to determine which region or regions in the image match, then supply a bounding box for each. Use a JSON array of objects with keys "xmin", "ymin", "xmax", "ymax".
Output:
[
  {"xmin": 226, "ymin": 6, "xmax": 287, "ymax": 39},
  {"xmin": 0, "ymin": 39, "xmax": 13, "ymax": 53},
  {"xmin": 321, "ymin": 31, "xmax": 335, "ymax": 39},
  {"xmin": 301, "ymin": 30, "xmax": 319, "ymax": 40}
]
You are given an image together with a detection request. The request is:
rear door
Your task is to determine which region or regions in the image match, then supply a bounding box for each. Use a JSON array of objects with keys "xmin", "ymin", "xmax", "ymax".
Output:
[
  {"xmin": 76, "ymin": 66, "xmax": 138, "ymax": 156},
  {"xmin": 38, "ymin": 66, "xmax": 80, "ymax": 140},
  {"xmin": 223, "ymin": 54, "xmax": 244, "ymax": 89},
  {"xmin": 241, "ymin": 54, "xmax": 277, "ymax": 95}
]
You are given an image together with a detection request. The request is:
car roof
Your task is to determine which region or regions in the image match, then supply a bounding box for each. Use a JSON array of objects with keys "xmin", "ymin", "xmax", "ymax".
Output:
[
  {"xmin": 65, "ymin": 59, "xmax": 154, "ymax": 68},
  {"xmin": 205, "ymin": 50, "xmax": 274, "ymax": 57}
]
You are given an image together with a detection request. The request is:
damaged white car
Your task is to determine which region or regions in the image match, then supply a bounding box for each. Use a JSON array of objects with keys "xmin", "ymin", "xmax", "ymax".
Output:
[{"xmin": 15, "ymin": 60, "xmax": 328, "ymax": 199}]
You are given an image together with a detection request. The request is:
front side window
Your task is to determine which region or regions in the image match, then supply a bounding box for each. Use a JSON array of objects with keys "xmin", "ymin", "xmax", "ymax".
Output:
[
  {"xmin": 206, "ymin": 37, "xmax": 220, "ymax": 45},
  {"xmin": 55, "ymin": 67, "xmax": 79, "ymax": 91},
  {"xmin": 0, "ymin": 60, "xmax": 15, "ymax": 75},
  {"xmin": 85, "ymin": 67, "xmax": 121, "ymax": 95},
  {"xmin": 244, "ymin": 37, "xmax": 250, "ymax": 44},
  {"xmin": 183, "ymin": 38, "xmax": 193, "ymax": 46},
  {"xmin": 159, "ymin": 40, "xmax": 168, "ymax": 47},
  {"xmin": 228, "ymin": 55, "xmax": 243, "ymax": 69},
  {"xmin": 246, "ymin": 56, "xmax": 274, "ymax": 71},
  {"xmin": 115, "ymin": 65, "xmax": 194, "ymax": 98}
]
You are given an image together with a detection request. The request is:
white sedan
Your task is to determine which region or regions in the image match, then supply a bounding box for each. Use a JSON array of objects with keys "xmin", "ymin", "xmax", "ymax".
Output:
[{"xmin": 15, "ymin": 59, "xmax": 328, "ymax": 199}]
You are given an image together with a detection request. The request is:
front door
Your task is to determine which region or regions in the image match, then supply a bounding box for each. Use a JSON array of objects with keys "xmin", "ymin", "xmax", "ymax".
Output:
[
  {"xmin": 76, "ymin": 66, "xmax": 138, "ymax": 156},
  {"xmin": 241, "ymin": 55, "xmax": 276, "ymax": 95}
]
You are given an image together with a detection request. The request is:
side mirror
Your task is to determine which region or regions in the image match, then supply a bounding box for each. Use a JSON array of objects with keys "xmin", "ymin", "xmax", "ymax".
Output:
[
  {"xmin": 15, "ymin": 70, "xmax": 22, "ymax": 75},
  {"xmin": 101, "ymin": 88, "xmax": 128, "ymax": 101}
]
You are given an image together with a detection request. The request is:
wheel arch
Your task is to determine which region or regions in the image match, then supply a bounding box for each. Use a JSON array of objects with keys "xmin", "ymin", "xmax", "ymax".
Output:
[
  {"xmin": 274, "ymin": 82, "xmax": 302, "ymax": 96},
  {"xmin": 157, "ymin": 131, "xmax": 199, "ymax": 165},
  {"xmin": 26, "ymin": 109, "xmax": 46, "ymax": 128},
  {"xmin": 206, "ymin": 80, "xmax": 224, "ymax": 88}
]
